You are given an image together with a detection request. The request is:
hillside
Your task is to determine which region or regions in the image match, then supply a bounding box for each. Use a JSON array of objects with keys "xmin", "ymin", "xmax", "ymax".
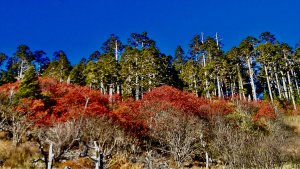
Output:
[{"xmin": 0, "ymin": 78, "xmax": 299, "ymax": 168}]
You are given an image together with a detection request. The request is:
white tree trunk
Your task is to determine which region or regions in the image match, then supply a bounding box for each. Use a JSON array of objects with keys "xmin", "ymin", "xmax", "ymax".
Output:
[
  {"xmin": 274, "ymin": 69, "xmax": 282, "ymax": 99},
  {"xmin": 237, "ymin": 65, "xmax": 246, "ymax": 100},
  {"xmin": 247, "ymin": 57, "xmax": 257, "ymax": 101},
  {"xmin": 281, "ymin": 71, "xmax": 289, "ymax": 99},
  {"xmin": 18, "ymin": 60, "xmax": 25, "ymax": 80},
  {"xmin": 230, "ymin": 82, "xmax": 234, "ymax": 99},
  {"xmin": 109, "ymin": 84, "xmax": 113, "ymax": 104},
  {"xmin": 205, "ymin": 152, "xmax": 209, "ymax": 169},
  {"xmin": 94, "ymin": 141, "xmax": 102, "ymax": 169},
  {"xmin": 47, "ymin": 143, "xmax": 54, "ymax": 169},
  {"xmin": 291, "ymin": 69, "xmax": 300, "ymax": 96},
  {"xmin": 115, "ymin": 40, "xmax": 118, "ymax": 61},
  {"xmin": 67, "ymin": 76, "xmax": 71, "ymax": 85},
  {"xmin": 217, "ymin": 76, "xmax": 221, "ymax": 98},
  {"xmin": 116, "ymin": 84, "xmax": 120, "ymax": 95},
  {"xmin": 202, "ymin": 33, "xmax": 210, "ymax": 99},
  {"xmin": 287, "ymin": 70, "xmax": 296, "ymax": 110},
  {"xmin": 264, "ymin": 65, "xmax": 273, "ymax": 103},
  {"xmin": 194, "ymin": 76, "xmax": 198, "ymax": 97},
  {"xmin": 100, "ymin": 80, "xmax": 105, "ymax": 94},
  {"xmin": 135, "ymin": 73, "xmax": 139, "ymax": 100}
]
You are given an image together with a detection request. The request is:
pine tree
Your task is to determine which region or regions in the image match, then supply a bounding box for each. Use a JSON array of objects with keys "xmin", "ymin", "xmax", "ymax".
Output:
[
  {"xmin": 239, "ymin": 36, "xmax": 259, "ymax": 100},
  {"xmin": 88, "ymin": 51, "xmax": 101, "ymax": 62},
  {"xmin": 226, "ymin": 47, "xmax": 246, "ymax": 99},
  {"xmin": 83, "ymin": 60, "xmax": 98, "ymax": 89},
  {"xmin": 120, "ymin": 46, "xmax": 138, "ymax": 98},
  {"xmin": 69, "ymin": 58, "xmax": 86, "ymax": 85},
  {"xmin": 15, "ymin": 45, "xmax": 33, "ymax": 80},
  {"xmin": 43, "ymin": 50, "xmax": 72, "ymax": 82},
  {"xmin": 173, "ymin": 46, "xmax": 186, "ymax": 72},
  {"xmin": 128, "ymin": 32, "xmax": 155, "ymax": 49},
  {"xmin": 0, "ymin": 53, "xmax": 8, "ymax": 84},
  {"xmin": 1, "ymin": 56, "xmax": 19, "ymax": 84},
  {"xmin": 180, "ymin": 59, "xmax": 201, "ymax": 96},
  {"xmin": 33, "ymin": 50, "xmax": 49, "ymax": 75},
  {"xmin": 0, "ymin": 53, "xmax": 7, "ymax": 67},
  {"xmin": 101, "ymin": 34, "xmax": 124, "ymax": 60},
  {"xmin": 257, "ymin": 42, "xmax": 276, "ymax": 102},
  {"xmin": 16, "ymin": 66, "xmax": 42, "ymax": 99}
]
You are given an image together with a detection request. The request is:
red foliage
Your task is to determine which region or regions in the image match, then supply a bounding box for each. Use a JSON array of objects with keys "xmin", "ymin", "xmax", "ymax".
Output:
[
  {"xmin": 112, "ymin": 85, "xmax": 234, "ymax": 136},
  {"xmin": 40, "ymin": 79, "xmax": 110, "ymax": 123},
  {"xmin": 141, "ymin": 86, "xmax": 233, "ymax": 117},
  {"xmin": 0, "ymin": 78, "xmax": 112, "ymax": 125},
  {"xmin": 0, "ymin": 81, "xmax": 19, "ymax": 98},
  {"xmin": 2, "ymin": 79, "xmax": 275, "ymax": 134},
  {"xmin": 254, "ymin": 101, "xmax": 276, "ymax": 122},
  {"xmin": 112, "ymin": 99, "xmax": 147, "ymax": 136}
]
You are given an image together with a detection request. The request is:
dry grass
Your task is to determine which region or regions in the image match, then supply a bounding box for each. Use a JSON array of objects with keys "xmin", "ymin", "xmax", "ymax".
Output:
[
  {"xmin": 59, "ymin": 157, "xmax": 94, "ymax": 169},
  {"xmin": 109, "ymin": 154, "xmax": 143, "ymax": 169},
  {"xmin": 282, "ymin": 115, "xmax": 300, "ymax": 165},
  {"xmin": 0, "ymin": 140, "xmax": 40, "ymax": 168},
  {"xmin": 284, "ymin": 115, "xmax": 300, "ymax": 133}
]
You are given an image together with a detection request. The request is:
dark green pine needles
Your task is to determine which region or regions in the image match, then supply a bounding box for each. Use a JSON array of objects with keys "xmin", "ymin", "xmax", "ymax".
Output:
[{"xmin": 16, "ymin": 66, "xmax": 42, "ymax": 99}]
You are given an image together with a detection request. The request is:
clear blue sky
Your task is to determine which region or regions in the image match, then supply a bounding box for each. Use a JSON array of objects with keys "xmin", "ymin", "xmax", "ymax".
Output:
[{"xmin": 0, "ymin": 0, "xmax": 299, "ymax": 65}]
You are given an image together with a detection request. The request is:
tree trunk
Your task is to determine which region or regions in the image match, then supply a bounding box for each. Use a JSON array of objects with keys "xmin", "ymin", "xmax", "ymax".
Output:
[
  {"xmin": 48, "ymin": 143, "xmax": 54, "ymax": 169},
  {"xmin": 115, "ymin": 40, "xmax": 118, "ymax": 61},
  {"xmin": 100, "ymin": 79, "xmax": 105, "ymax": 94},
  {"xmin": 194, "ymin": 76, "xmax": 198, "ymax": 97},
  {"xmin": 291, "ymin": 68, "xmax": 300, "ymax": 96},
  {"xmin": 205, "ymin": 152, "xmax": 209, "ymax": 169},
  {"xmin": 274, "ymin": 67, "xmax": 282, "ymax": 98},
  {"xmin": 109, "ymin": 84, "xmax": 113, "ymax": 104},
  {"xmin": 247, "ymin": 57, "xmax": 257, "ymax": 101},
  {"xmin": 217, "ymin": 76, "xmax": 221, "ymax": 98},
  {"xmin": 18, "ymin": 60, "xmax": 25, "ymax": 80},
  {"xmin": 281, "ymin": 71, "xmax": 289, "ymax": 99},
  {"xmin": 287, "ymin": 70, "xmax": 296, "ymax": 110},
  {"xmin": 202, "ymin": 33, "xmax": 210, "ymax": 99},
  {"xmin": 135, "ymin": 73, "xmax": 139, "ymax": 100},
  {"xmin": 116, "ymin": 84, "xmax": 120, "ymax": 95},
  {"xmin": 237, "ymin": 65, "xmax": 246, "ymax": 100},
  {"xmin": 230, "ymin": 82, "xmax": 234, "ymax": 99},
  {"xmin": 264, "ymin": 65, "xmax": 273, "ymax": 103}
]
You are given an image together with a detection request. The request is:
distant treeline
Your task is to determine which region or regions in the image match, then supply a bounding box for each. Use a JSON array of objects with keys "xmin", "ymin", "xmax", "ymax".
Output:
[{"xmin": 1, "ymin": 31, "xmax": 300, "ymax": 107}]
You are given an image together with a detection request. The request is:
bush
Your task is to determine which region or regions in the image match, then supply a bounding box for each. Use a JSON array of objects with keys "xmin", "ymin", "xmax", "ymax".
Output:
[{"xmin": 210, "ymin": 116, "xmax": 286, "ymax": 168}]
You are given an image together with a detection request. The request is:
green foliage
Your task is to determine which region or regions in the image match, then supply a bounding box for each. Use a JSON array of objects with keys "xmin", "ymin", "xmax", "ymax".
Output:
[
  {"xmin": 0, "ymin": 53, "xmax": 7, "ymax": 67},
  {"xmin": 69, "ymin": 58, "xmax": 86, "ymax": 85},
  {"xmin": 83, "ymin": 60, "xmax": 98, "ymax": 88},
  {"xmin": 43, "ymin": 50, "xmax": 72, "ymax": 81},
  {"xmin": 16, "ymin": 66, "xmax": 42, "ymax": 99},
  {"xmin": 16, "ymin": 44, "xmax": 33, "ymax": 63},
  {"xmin": 0, "ymin": 70, "xmax": 17, "ymax": 85}
]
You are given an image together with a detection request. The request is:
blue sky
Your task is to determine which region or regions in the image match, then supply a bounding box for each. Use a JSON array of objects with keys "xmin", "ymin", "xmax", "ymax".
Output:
[{"xmin": 0, "ymin": 0, "xmax": 299, "ymax": 65}]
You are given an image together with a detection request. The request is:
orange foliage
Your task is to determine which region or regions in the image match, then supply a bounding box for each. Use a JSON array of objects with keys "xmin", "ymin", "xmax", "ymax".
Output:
[
  {"xmin": 0, "ymin": 79, "xmax": 277, "ymax": 133},
  {"xmin": 40, "ymin": 79, "xmax": 110, "ymax": 123},
  {"xmin": 0, "ymin": 81, "xmax": 19, "ymax": 98},
  {"xmin": 112, "ymin": 85, "xmax": 234, "ymax": 136},
  {"xmin": 0, "ymin": 78, "xmax": 111, "ymax": 125},
  {"xmin": 254, "ymin": 101, "xmax": 276, "ymax": 122}
]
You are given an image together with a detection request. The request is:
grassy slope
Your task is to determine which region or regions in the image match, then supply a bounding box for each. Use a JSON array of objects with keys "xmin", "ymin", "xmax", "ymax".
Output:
[{"xmin": 283, "ymin": 115, "xmax": 300, "ymax": 168}]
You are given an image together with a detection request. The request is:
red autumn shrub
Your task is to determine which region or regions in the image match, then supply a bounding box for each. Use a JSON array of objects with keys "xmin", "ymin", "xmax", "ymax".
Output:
[
  {"xmin": 0, "ymin": 82, "xmax": 19, "ymax": 103},
  {"xmin": 142, "ymin": 85, "xmax": 234, "ymax": 117},
  {"xmin": 254, "ymin": 101, "xmax": 276, "ymax": 122},
  {"xmin": 40, "ymin": 79, "xmax": 110, "ymax": 123},
  {"xmin": 112, "ymin": 99, "xmax": 147, "ymax": 136},
  {"xmin": 112, "ymin": 85, "xmax": 234, "ymax": 137},
  {"xmin": 0, "ymin": 78, "xmax": 112, "ymax": 125}
]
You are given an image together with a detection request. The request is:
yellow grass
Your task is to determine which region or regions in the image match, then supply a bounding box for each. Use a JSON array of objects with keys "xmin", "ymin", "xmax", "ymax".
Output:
[{"xmin": 282, "ymin": 115, "xmax": 300, "ymax": 167}]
